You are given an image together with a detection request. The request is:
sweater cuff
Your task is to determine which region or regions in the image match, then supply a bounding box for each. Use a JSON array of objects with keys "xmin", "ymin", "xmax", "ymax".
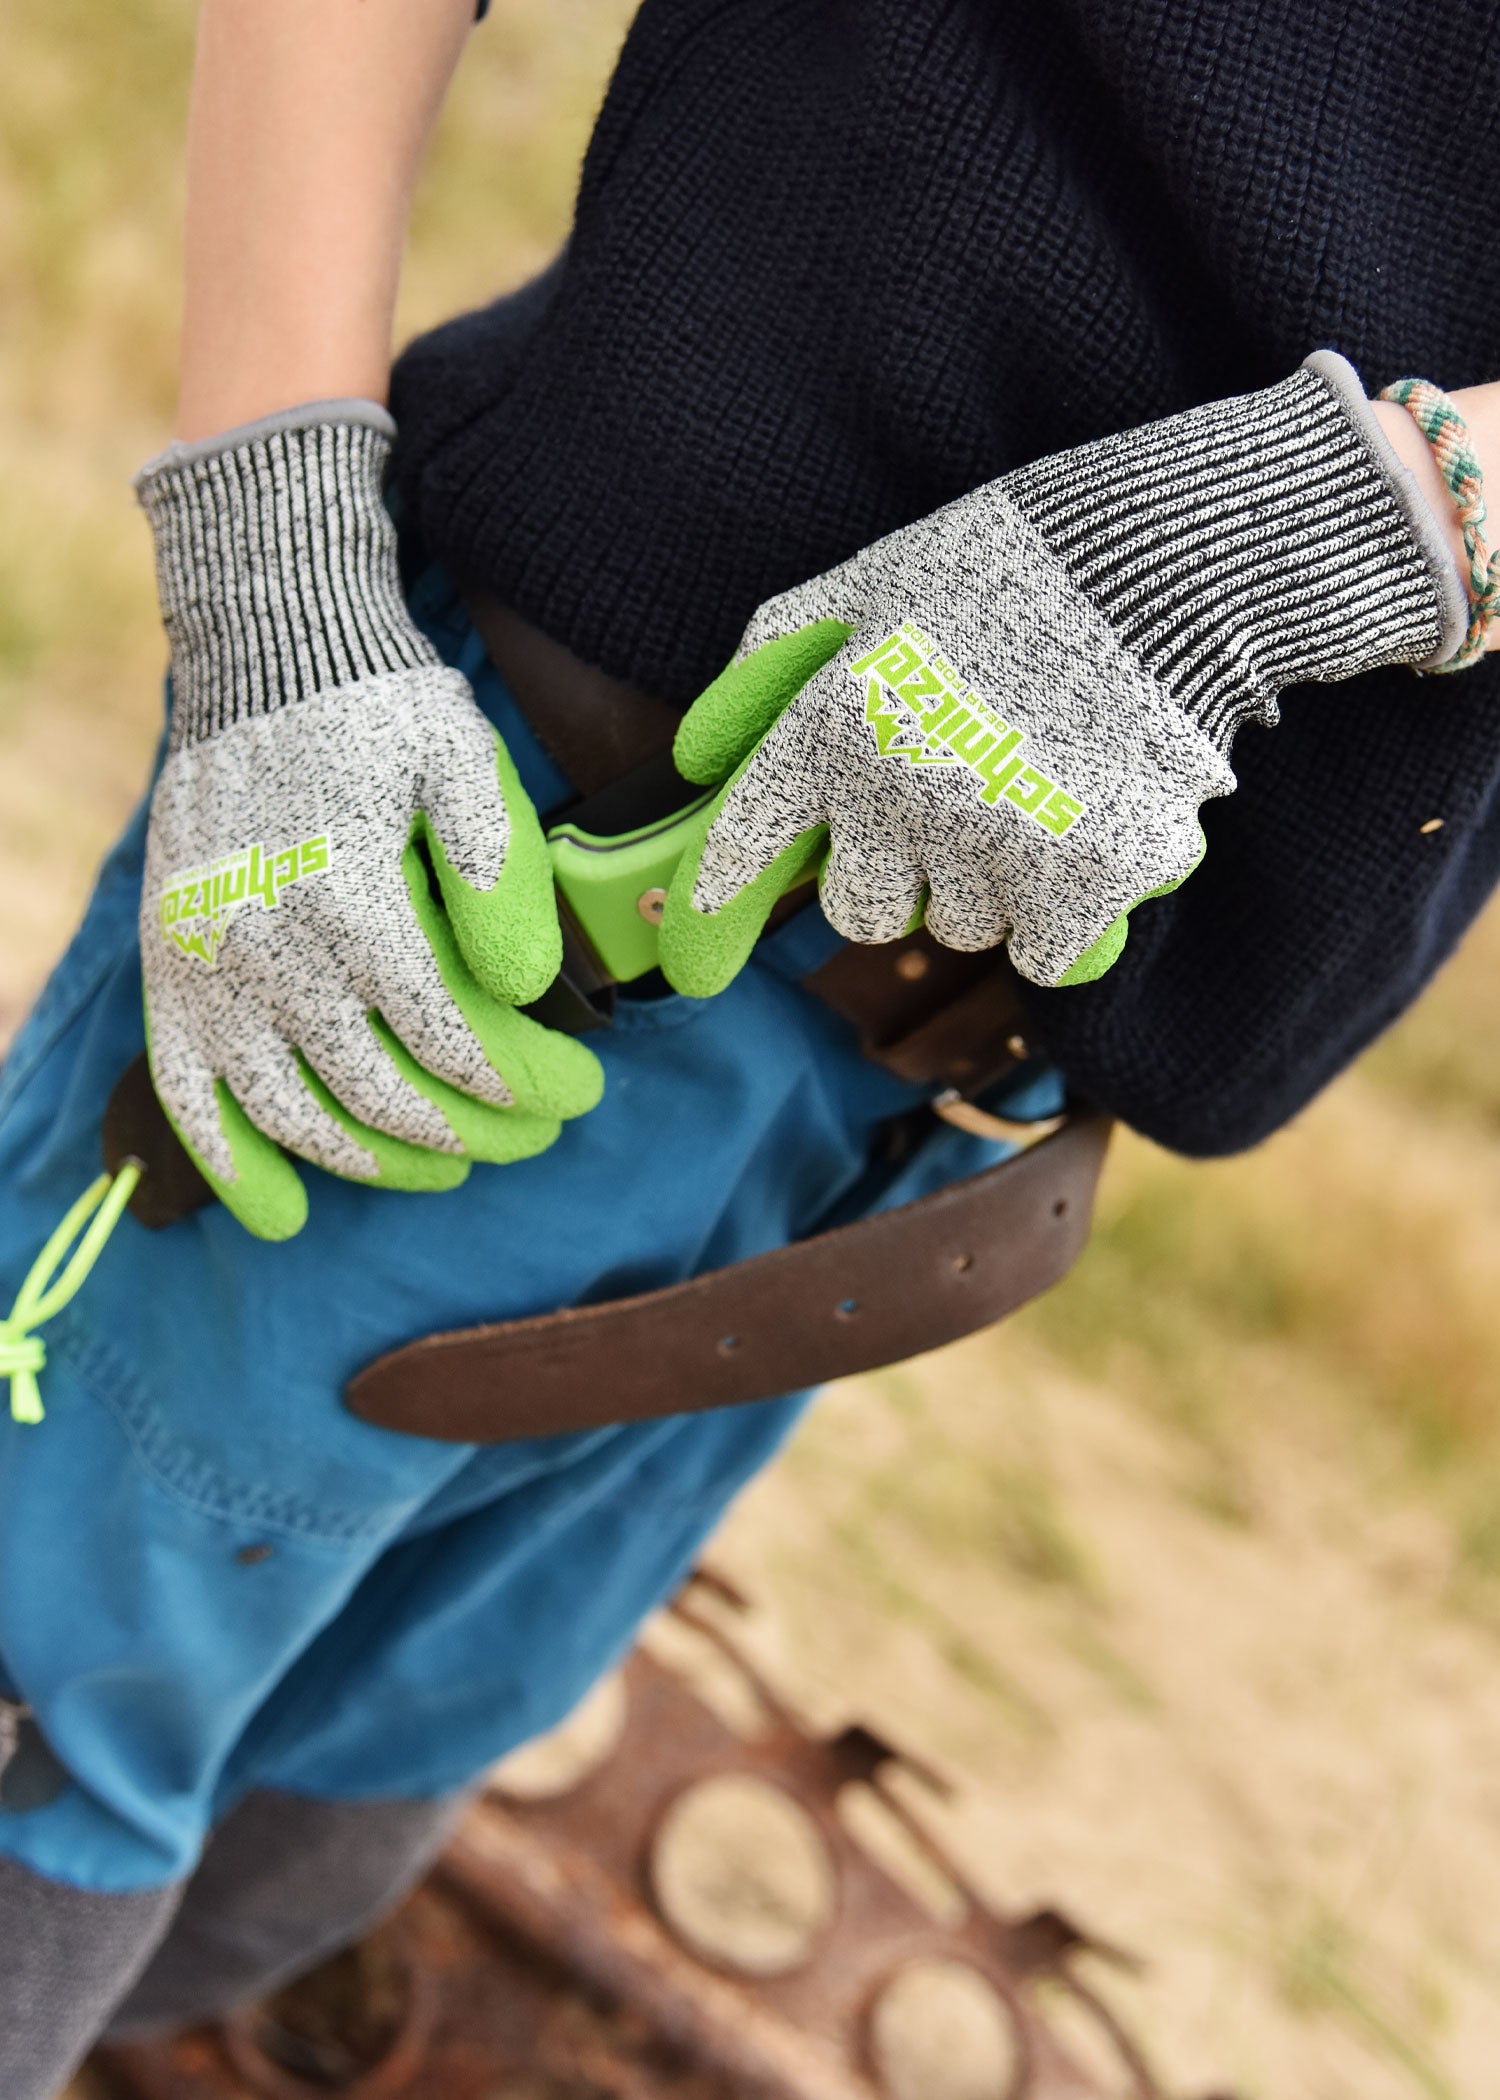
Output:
[
  {"xmin": 1005, "ymin": 357, "xmax": 1461, "ymax": 750},
  {"xmin": 136, "ymin": 418, "xmax": 434, "ymax": 749}
]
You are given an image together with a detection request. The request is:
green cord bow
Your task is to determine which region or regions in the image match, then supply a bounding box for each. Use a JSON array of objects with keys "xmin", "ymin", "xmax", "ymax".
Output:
[{"xmin": 1, "ymin": 1162, "xmax": 142, "ymax": 1425}]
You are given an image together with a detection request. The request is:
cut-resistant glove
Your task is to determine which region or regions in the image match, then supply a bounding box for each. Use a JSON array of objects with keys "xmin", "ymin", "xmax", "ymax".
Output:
[
  {"xmin": 137, "ymin": 402, "xmax": 602, "ymax": 1241},
  {"xmin": 660, "ymin": 352, "xmax": 1464, "ymax": 996}
]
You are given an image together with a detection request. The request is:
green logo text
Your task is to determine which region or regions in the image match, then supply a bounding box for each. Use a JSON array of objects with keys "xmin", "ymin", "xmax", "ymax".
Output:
[
  {"xmin": 159, "ymin": 834, "xmax": 332, "ymax": 968},
  {"xmin": 850, "ymin": 623, "xmax": 1084, "ymax": 838}
]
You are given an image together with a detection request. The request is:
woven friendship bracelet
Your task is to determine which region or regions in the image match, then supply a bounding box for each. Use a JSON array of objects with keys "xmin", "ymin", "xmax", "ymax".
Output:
[{"xmin": 1380, "ymin": 377, "xmax": 1500, "ymax": 671}]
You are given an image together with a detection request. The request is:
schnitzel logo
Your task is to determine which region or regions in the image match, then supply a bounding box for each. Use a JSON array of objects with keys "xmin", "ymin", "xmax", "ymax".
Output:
[
  {"xmin": 850, "ymin": 623, "xmax": 1084, "ymax": 839},
  {"xmin": 158, "ymin": 834, "xmax": 332, "ymax": 968}
]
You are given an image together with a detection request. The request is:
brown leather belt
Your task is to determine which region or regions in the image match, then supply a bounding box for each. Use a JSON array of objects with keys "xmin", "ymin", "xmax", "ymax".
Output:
[
  {"xmin": 339, "ymin": 596, "xmax": 1112, "ymax": 1444},
  {"xmin": 347, "ymin": 1110, "xmax": 1109, "ymax": 1440}
]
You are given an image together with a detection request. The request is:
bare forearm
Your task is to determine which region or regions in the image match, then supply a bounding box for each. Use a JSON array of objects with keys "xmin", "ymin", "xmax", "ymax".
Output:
[{"xmin": 175, "ymin": 0, "xmax": 475, "ymax": 441}]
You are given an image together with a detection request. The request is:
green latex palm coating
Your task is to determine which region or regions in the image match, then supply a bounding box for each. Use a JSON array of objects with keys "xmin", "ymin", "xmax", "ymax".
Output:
[
  {"xmin": 294, "ymin": 1054, "xmax": 471, "ymax": 1194},
  {"xmin": 673, "ymin": 620, "xmax": 855, "ymax": 784},
  {"xmin": 401, "ymin": 843, "xmax": 604, "ymax": 1121},
  {"xmin": 366, "ymin": 1016, "xmax": 562, "ymax": 1165},
  {"xmin": 153, "ymin": 1019, "xmax": 552, "ymax": 1242},
  {"xmin": 668, "ymin": 615, "xmax": 1212, "ymax": 997},
  {"xmin": 144, "ymin": 825, "xmax": 599, "ymax": 1240},
  {"xmin": 659, "ymin": 767, "xmax": 828, "ymax": 999},
  {"xmin": 422, "ymin": 730, "xmax": 562, "ymax": 1007},
  {"xmin": 1055, "ymin": 825, "xmax": 1208, "ymax": 986},
  {"xmin": 153, "ymin": 1029, "xmax": 473, "ymax": 1234},
  {"xmin": 200, "ymin": 1079, "xmax": 309, "ymax": 1236},
  {"xmin": 1056, "ymin": 915, "xmax": 1129, "ymax": 986},
  {"xmin": 175, "ymin": 1079, "xmax": 308, "ymax": 1240}
]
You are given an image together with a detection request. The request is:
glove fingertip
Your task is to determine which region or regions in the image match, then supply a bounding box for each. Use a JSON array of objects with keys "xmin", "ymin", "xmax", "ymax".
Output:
[
  {"xmin": 204, "ymin": 1081, "xmax": 310, "ymax": 1240},
  {"xmin": 674, "ymin": 619, "xmax": 855, "ymax": 785},
  {"xmin": 457, "ymin": 900, "xmax": 564, "ymax": 1008},
  {"xmin": 557, "ymin": 1039, "xmax": 606, "ymax": 1118},
  {"xmin": 498, "ymin": 1022, "xmax": 605, "ymax": 1120},
  {"xmin": 422, "ymin": 731, "xmax": 567, "ymax": 1004},
  {"xmin": 218, "ymin": 1189, "xmax": 309, "ymax": 1242},
  {"xmin": 658, "ymin": 888, "xmax": 767, "ymax": 998},
  {"xmin": 657, "ymin": 934, "xmax": 747, "ymax": 1001},
  {"xmin": 427, "ymin": 813, "xmax": 565, "ymax": 1007},
  {"xmin": 462, "ymin": 1114, "xmax": 563, "ymax": 1166},
  {"xmin": 660, "ymin": 820, "xmax": 827, "ymax": 997},
  {"xmin": 1054, "ymin": 914, "xmax": 1130, "ymax": 987},
  {"xmin": 673, "ymin": 663, "xmax": 749, "ymax": 785}
]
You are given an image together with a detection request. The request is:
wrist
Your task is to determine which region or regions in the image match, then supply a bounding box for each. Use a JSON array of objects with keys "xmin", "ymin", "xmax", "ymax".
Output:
[
  {"xmin": 174, "ymin": 370, "xmax": 393, "ymax": 449},
  {"xmin": 174, "ymin": 329, "xmax": 397, "ymax": 447}
]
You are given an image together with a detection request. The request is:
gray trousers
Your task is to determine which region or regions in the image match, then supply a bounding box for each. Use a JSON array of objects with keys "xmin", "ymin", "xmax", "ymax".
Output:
[{"xmin": 0, "ymin": 1789, "xmax": 460, "ymax": 2100}]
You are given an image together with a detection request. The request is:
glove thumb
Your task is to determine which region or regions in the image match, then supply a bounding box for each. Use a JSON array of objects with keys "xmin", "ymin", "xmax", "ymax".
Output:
[
  {"xmin": 420, "ymin": 727, "xmax": 562, "ymax": 1007},
  {"xmin": 674, "ymin": 618, "xmax": 854, "ymax": 786}
]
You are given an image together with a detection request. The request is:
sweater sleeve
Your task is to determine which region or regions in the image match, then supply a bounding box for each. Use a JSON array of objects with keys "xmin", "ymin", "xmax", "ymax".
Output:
[{"xmin": 1017, "ymin": 654, "xmax": 1500, "ymax": 1155}]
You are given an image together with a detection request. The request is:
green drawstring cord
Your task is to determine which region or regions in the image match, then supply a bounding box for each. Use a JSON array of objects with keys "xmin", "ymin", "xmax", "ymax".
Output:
[{"xmin": 0, "ymin": 1160, "xmax": 143, "ymax": 1425}]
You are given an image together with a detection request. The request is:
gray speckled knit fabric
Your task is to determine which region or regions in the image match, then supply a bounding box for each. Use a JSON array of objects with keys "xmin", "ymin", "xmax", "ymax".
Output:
[
  {"xmin": 136, "ymin": 409, "xmax": 523, "ymax": 1187},
  {"xmin": 690, "ymin": 356, "xmax": 1458, "ymax": 987},
  {"xmin": 142, "ymin": 673, "xmax": 516, "ymax": 1183}
]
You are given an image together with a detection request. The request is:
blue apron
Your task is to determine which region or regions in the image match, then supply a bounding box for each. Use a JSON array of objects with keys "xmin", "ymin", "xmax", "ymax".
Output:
[{"xmin": 0, "ymin": 571, "xmax": 1057, "ymax": 1894}]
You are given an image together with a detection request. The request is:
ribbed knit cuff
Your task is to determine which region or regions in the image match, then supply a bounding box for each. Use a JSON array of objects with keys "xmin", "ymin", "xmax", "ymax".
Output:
[
  {"xmin": 1004, "ymin": 356, "xmax": 1464, "ymax": 749},
  {"xmin": 136, "ymin": 410, "xmax": 437, "ymax": 749}
]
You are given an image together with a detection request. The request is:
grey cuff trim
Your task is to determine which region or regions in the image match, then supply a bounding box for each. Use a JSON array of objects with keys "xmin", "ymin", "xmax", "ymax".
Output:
[
  {"xmin": 136, "ymin": 399, "xmax": 396, "ymax": 484},
  {"xmin": 138, "ymin": 416, "xmax": 434, "ymax": 747},
  {"xmin": 1301, "ymin": 350, "xmax": 1468, "ymax": 668}
]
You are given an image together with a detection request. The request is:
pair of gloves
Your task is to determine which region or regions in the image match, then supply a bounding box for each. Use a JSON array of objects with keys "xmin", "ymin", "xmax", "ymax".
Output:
[{"xmin": 138, "ymin": 356, "xmax": 1461, "ymax": 1238}]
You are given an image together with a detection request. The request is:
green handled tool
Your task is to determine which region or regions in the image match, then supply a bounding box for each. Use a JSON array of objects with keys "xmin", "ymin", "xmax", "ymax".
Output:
[{"xmin": 548, "ymin": 765, "xmax": 716, "ymax": 989}]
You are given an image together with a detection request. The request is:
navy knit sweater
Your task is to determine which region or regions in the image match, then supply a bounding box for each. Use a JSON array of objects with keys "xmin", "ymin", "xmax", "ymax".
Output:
[{"xmin": 393, "ymin": 0, "xmax": 1500, "ymax": 1156}]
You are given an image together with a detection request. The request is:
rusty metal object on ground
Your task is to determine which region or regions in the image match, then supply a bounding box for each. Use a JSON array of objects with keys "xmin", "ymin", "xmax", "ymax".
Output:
[{"xmin": 93, "ymin": 1571, "xmax": 1235, "ymax": 2100}]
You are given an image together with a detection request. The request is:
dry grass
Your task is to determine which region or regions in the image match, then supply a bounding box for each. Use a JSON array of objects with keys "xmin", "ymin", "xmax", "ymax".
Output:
[{"xmin": 8, "ymin": 4, "xmax": 1499, "ymax": 2096}]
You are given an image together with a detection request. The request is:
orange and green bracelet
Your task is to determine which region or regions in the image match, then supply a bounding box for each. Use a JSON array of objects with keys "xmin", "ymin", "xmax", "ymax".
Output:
[{"xmin": 1380, "ymin": 377, "xmax": 1500, "ymax": 671}]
